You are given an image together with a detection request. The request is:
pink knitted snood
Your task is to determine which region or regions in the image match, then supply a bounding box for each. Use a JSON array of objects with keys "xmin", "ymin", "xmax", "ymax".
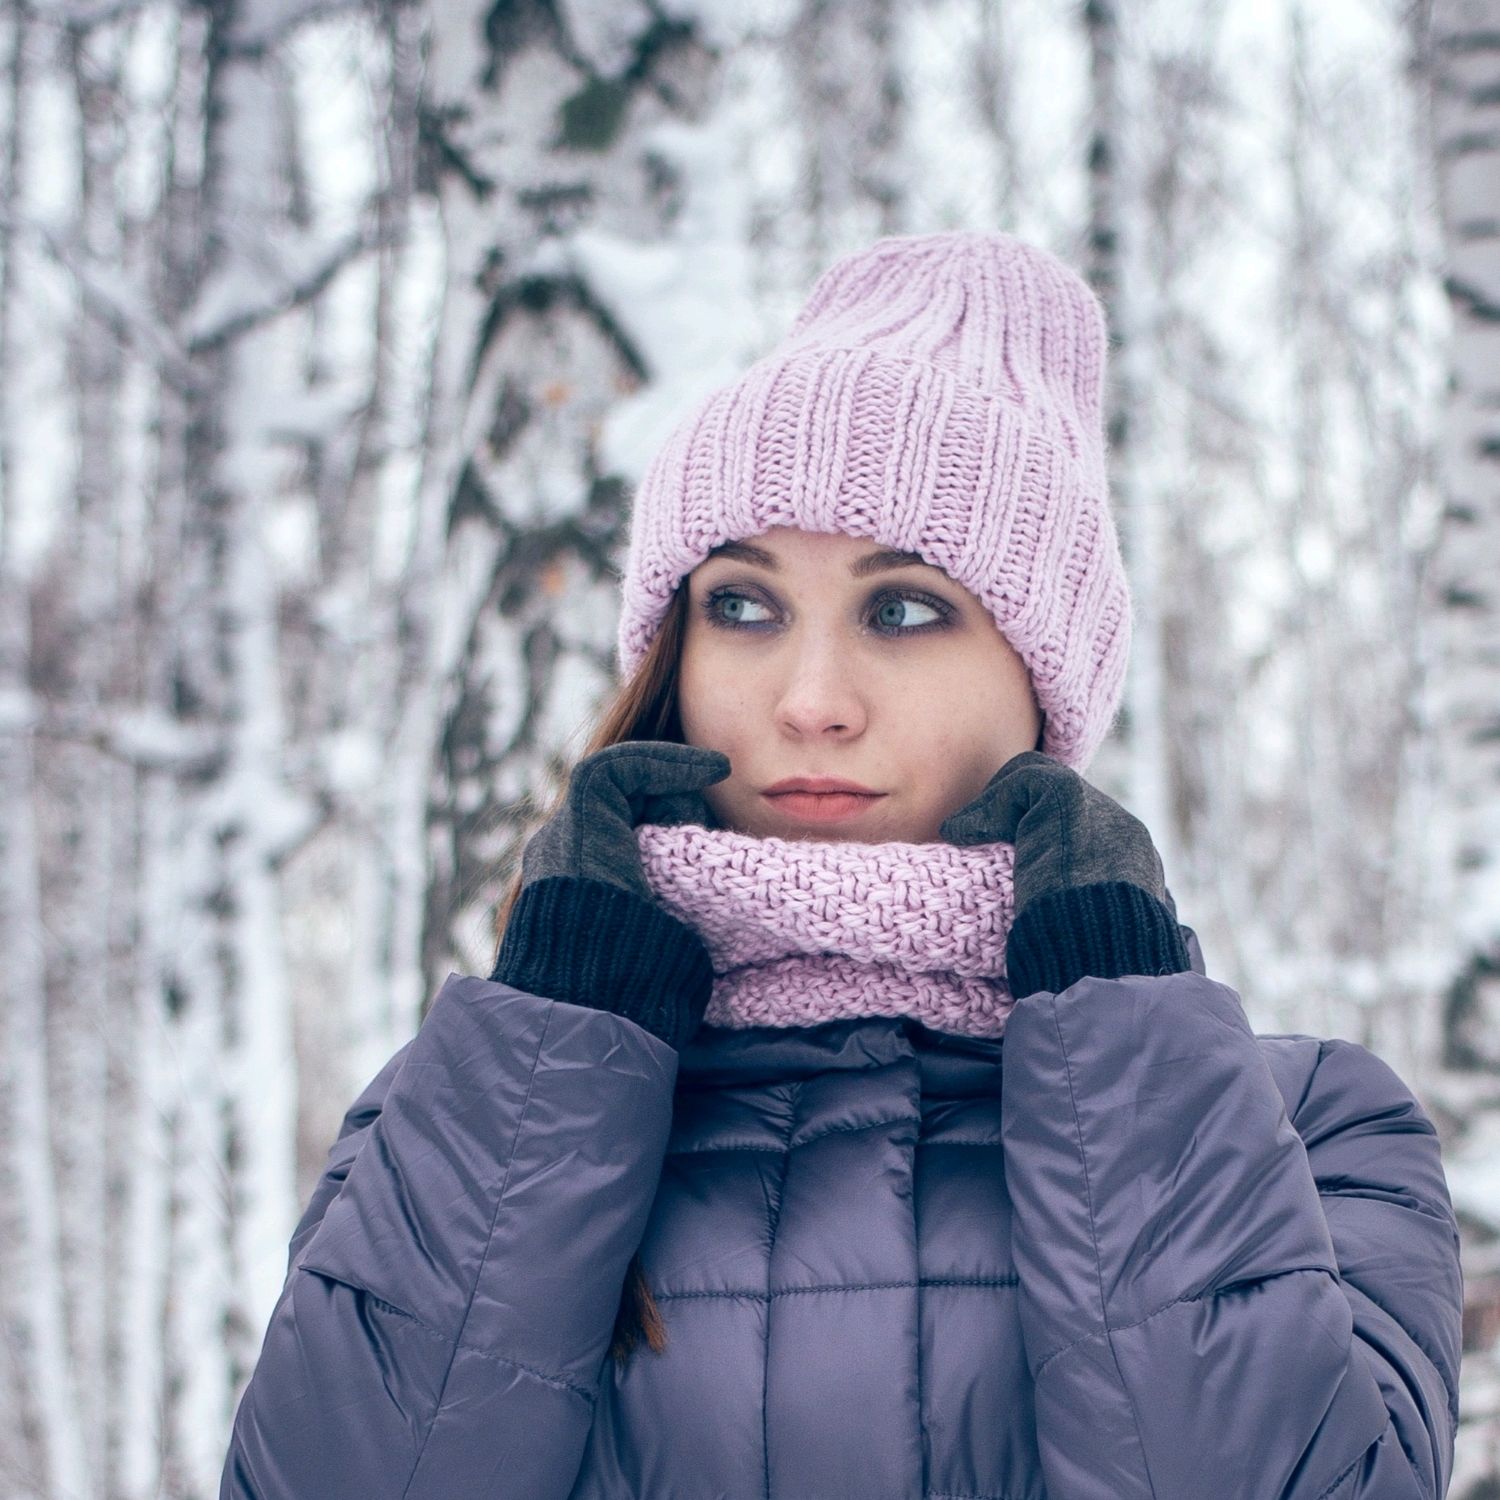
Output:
[{"xmin": 634, "ymin": 823, "xmax": 1019, "ymax": 1039}]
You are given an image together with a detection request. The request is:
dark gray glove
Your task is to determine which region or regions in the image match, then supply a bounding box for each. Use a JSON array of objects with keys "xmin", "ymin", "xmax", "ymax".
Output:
[
  {"xmin": 517, "ymin": 740, "xmax": 731, "ymax": 901},
  {"xmin": 939, "ymin": 749, "xmax": 1167, "ymax": 917},
  {"xmin": 939, "ymin": 750, "xmax": 1191, "ymax": 999},
  {"xmin": 490, "ymin": 741, "xmax": 732, "ymax": 1050}
]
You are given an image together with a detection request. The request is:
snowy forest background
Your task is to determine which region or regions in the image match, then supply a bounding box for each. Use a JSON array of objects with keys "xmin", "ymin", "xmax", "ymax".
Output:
[{"xmin": 1, "ymin": 0, "xmax": 1498, "ymax": 1494}]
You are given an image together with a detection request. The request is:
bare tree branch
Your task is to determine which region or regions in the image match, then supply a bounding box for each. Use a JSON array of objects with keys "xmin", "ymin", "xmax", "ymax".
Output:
[
  {"xmin": 183, "ymin": 221, "xmax": 388, "ymax": 354},
  {"xmin": 14, "ymin": 703, "xmax": 225, "ymax": 775},
  {"xmin": 0, "ymin": 208, "xmax": 201, "ymax": 392}
]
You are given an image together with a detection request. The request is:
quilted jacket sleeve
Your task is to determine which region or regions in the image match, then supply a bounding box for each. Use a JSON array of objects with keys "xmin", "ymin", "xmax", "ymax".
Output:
[
  {"xmin": 219, "ymin": 973, "xmax": 680, "ymax": 1500},
  {"xmin": 1000, "ymin": 968, "xmax": 1464, "ymax": 1500}
]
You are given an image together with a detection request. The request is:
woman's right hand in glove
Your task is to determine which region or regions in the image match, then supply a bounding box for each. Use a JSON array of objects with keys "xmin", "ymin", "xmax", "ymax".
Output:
[
  {"xmin": 489, "ymin": 741, "xmax": 731, "ymax": 1049},
  {"xmin": 516, "ymin": 740, "xmax": 731, "ymax": 902}
]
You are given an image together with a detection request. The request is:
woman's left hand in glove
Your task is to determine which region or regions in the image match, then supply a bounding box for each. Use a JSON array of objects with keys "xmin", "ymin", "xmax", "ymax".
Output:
[{"xmin": 939, "ymin": 750, "xmax": 1190, "ymax": 999}]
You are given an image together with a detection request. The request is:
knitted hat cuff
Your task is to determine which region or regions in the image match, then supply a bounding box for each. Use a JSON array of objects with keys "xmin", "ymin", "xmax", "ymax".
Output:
[{"xmin": 615, "ymin": 345, "xmax": 1132, "ymax": 771}]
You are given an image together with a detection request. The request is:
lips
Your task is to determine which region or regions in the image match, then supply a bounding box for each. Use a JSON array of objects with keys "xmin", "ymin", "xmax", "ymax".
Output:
[
  {"xmin": 762, "ymin": 777, "xmax": 881, "ymax": 796},
  {"xmin": 761, "ymin": 778, "xmax": 886, "ymax": 825}
]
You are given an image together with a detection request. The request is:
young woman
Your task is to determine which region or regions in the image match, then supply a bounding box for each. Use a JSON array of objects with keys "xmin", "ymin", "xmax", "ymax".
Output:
[{"xmin": 222, "ymin": 232, "xmax": 1464, "ymax": 1500}]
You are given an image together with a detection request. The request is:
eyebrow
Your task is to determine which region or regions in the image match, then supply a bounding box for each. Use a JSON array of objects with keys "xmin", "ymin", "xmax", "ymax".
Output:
[{"xmin": 702, "ymin": 540, "xmax": 940, "ymax": 579}]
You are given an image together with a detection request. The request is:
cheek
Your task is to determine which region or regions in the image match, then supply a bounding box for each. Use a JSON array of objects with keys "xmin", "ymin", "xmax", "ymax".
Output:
[
  {"xmin": 677, "ymin": 634, "xmax": 748, "ymax": 747},
  {"xmin": 923, "ymin": 678, "xmax": 1028, "ymax": 778},
  {"xmin": 925, "ymin": 725, "xmax": 990, "ymax": 788}
]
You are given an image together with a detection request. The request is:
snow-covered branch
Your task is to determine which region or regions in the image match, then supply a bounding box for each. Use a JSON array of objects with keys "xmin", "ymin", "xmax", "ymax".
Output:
[
  {"xmin": 0, "ymin": 209, "xmax": 200, "ymax": 393},
  {"xmin": 183, "ymin": 223, "xmax": 387, "ymax": 354},
  {"xmin": 22, "ymin": 704, "xmax": 225, "ymax": 775}
]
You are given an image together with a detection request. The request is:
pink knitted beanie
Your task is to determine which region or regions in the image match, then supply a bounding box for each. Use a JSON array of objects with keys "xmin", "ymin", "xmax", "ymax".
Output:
[{"xmin": 614, "ymin": 229, "xmax": 1132, "ymax": 771}]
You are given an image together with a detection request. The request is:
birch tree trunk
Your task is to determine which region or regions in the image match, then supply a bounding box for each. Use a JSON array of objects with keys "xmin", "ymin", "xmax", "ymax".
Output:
[
  {"xmin": 1274, "ymin": 0, "xmax": 1433, "ymax": 1049},
  {"xmin": 0, "ymin": 5, "xmax": 98, "ymax": 1494},
  {"xmin": 968, "ymin": 0, "xmax": 1025, "ymax": 232},
  {"xmin": 1122, "ymin": 3, "xmax": 1257, "ymax": 991},
  {"xmin": 150, "ymin": 10, "xmax": 244, "ymax": 1488},
  {"xmin": 1427, "ymin": 0, "xmax": 1500, "ymax": 1072},
  {"xmin": 54, "ymin": 17, "xmax": 129, "ymax": 1487},
  {"xmin": 1081, "ymin": 0, "xmax": 1178, "ymax": 877},
  {"xmin": 1086, "ymin": 0, "xmax": 1248, "ymax": 928},
  {"xmin": 270, "ymin": 0, "xmax": 436, "ymax": 1191},
  {"xmin": 785, "ymin": 0, "xmax": 909, "ymax": 277},
  {"xmin": 1281, "ymin": 0, "xmax": 1357, "ymax": 1039},
  {"xmin": 1423, "ymin": 0, "xmax": 1500, "ymax": 1486},
  {"xmin": 416, "ymin": 1, "xmax": 731, "ymax": 982}
]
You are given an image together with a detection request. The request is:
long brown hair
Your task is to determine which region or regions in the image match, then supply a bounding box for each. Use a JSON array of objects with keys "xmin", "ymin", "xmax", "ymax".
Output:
[{"xmin": 491, "ymin": 582, "xmax": 690, "ymax": 1370}]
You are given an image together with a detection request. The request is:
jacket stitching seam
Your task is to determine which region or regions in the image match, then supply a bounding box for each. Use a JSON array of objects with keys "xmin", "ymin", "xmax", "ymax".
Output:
[
  {"xmin": 1030, "ymin": 1266, "xmax": 1340, "ymax": 1380},
  {"xmin": 1295, "ymin": 1038, "xmax": 1330, "ymax": 1125},
  {"xmin": 1311, "ymin": 1416, "xmax": 1393, "ymax": 1500},
  {"xmin": 652, "ymin": 1276, "xmax": 1018, "ymax": 1302},
  {"xmin": 446, "ymin": 1336, "xmax": 594, "ymax": 1398},
  {"xmin": 1305, "ymin": 1040, "xmax": 1462, "ymax": 1433},
  {"xmin": 398, "ymin": 997, "xmax": 556, "ymax": 1499},
  {"xmin": 668, "ymin": 1113, "xmax": 919, "ymax": 1156},
  {"xmin": 1031, "ymin": 1295, "xmax": 1178, "ymax": 1379},
  {"xmin": 1317, "ymin": 1185, "xmax": 1454, "ymax": 1227},
  {"xmin": 306, "ymin": 1281, "xmax": 595, "ymax": 1401},
  {"xmin": 667, "ymin": 1139, "xmax": 1004, "ymax": 1158},
  {"xmin": 1049, "ymin": 995, "xmax": 1162, "ymax": 1496},
  {"xmin": 763, "ymin": 1081, "xmax": 798, "ymax": 1500},
  {"xmin": 925, "ymin": 1491, "xmax": 1018, "ymax": 1499},
  {"xmin": 1375, "ymin": 1392, "xmax": 1423, "ymax": 1478},
  {"xmin": 296, "ymin": 1269, "xmax": 441, "ymax": 1332},
  {"xmin": 1341, "ymin": 1268, "xmax": 1461, "ymax": 1433}
]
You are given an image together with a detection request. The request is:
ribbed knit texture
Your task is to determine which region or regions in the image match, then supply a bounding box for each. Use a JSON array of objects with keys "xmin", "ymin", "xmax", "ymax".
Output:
[
  {"xmin": 1002, "ymin": 879, "xmax": 1190, "ymax": 1001},
  {"xmin": 635, "ymin": 823, "xmax": 1021, "ymax": 1037},
  {"xmin": 488, "ymin": 876, "xmax": 714, "ymax": 1051},
  {"xmin": 615, "ymin": 230, "xmax": 1132, "ymax": 773},
  {"xmin": 634, "ymin": 828, "xmax": 1195, "ymax": 1031}
]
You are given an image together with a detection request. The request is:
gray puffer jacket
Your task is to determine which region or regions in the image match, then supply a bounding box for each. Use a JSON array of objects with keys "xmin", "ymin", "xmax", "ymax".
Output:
[{"xmin": 221, "ymin": 929, "xmax": 1463, "ymax": 1499}]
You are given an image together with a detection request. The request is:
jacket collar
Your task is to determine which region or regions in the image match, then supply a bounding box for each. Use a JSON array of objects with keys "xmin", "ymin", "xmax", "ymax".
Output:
[{"xmin": 676, "ymin": 1011, "xmax": 1007, "ymax": 1097}]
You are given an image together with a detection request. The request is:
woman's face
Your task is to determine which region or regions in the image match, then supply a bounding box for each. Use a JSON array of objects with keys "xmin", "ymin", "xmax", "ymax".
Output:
[{"xmin": 676, "ymin": 526, "xmax": 1043, "ymax": 842}]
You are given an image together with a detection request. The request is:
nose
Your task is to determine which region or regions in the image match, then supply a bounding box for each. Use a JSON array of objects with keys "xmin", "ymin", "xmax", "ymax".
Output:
[{"xmin": 774, "ymin": 636, "xmax": 868, "ymax": 739}]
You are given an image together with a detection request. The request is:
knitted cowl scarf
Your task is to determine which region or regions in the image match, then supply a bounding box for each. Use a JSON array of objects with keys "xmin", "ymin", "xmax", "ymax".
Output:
[{"xmin": 634, "ymin": 823, "xmax": 1019, "ymax": 1039}]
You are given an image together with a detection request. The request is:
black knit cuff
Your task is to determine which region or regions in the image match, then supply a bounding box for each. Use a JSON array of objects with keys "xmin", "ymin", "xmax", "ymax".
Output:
[
  {"xmin": 1004, "ymin": 880, "xmax": 1192, "ymax": 1001},
  {"xmin": 489, "ymin": 876, "xmax": 714, "ymax": 1051}
]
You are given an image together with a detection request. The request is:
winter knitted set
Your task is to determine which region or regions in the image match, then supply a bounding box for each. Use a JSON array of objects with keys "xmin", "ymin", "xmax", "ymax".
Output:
[
  {"xmin": 495, "ymin": 230, "xmax": 1183, "ymax": 1044},
  {"xmin": 620, "ymin": 229, "xmax": 1135, "ymax": 1037}
]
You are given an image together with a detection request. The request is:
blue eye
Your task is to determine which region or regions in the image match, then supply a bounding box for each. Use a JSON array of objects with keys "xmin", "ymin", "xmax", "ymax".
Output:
[
  {"xmin": 872, "ymin": 596, "xmax": 942, "ymax": 632},
  {"xmin": 707, "ymin": 591, "xmax": 775, "ymax": 627},
  {"xmin": 701, "ymin": 588, "xmax": 951, "ymax": 636}
]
